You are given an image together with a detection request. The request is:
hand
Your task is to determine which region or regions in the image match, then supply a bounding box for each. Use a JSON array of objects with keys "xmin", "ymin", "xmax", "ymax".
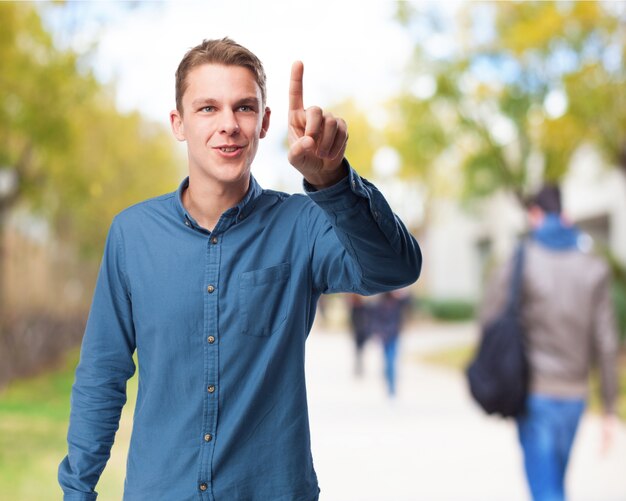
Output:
[
  {"xmin": 288, "ymin": 61, "xmax": 349, "ymax": 189},
  {"xmin": 600, "ymin": 413, "xmax": 619, "ymax": 456}
]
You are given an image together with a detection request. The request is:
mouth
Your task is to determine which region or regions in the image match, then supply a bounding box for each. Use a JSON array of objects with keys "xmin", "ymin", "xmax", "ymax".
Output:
[{"xmin": 215, "ymin": 145, "xmax": 243, "ymax": 153}]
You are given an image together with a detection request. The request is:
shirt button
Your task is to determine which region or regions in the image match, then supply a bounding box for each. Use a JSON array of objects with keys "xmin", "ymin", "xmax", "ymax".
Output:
[
  {"xmin": 211, "ymin": 236, "xmax": 218, "ymax": 244},
  {"xmin": 199, "ymin": 482, "xmax": 208, "ymax": 491},
  {"xmin": 204, "ymin": 433, "xmax": 213, "ymax": 442},
  {"xmin": 207, "ymin": 285, "xmax": 215, "ymax": 293},
  {"xmin": 207, "ymin": 385, "xmax": 215, "ymax": 393},
  {"xmin": 185, "ymin": 220, "xmax": 191, "ymax": 227},
  {"xmin": 207, "ymin": 335, "xmax": 215, "ymax": 344}
]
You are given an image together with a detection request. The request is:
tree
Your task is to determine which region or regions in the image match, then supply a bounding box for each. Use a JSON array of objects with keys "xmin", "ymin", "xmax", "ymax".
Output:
[
  {"xmin": 0, "ymin": 2, "xmax": 181, "ymax": 327},
  {"xmin": 392, "ymin": 1, "xmax": 626, "ymax": 340},
  {"xmin": 392, "ymin": 1, "xmax": 626, "ymax": 202}
]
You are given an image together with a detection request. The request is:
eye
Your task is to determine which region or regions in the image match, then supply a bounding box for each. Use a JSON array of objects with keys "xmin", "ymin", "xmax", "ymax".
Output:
[
  {"xmin": 238, "ymin": 105, "xmax": 254, "ymax": 112},
  {"xmin": 200, "ymin": 105, "xmax": 215, "ymax": 112}
]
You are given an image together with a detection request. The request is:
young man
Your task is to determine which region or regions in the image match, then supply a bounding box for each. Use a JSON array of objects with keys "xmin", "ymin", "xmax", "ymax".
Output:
[
  {"xmin": 59, "ymin": 38, "xmax": 421, "ymax": 500},
  {"xmin": 480, "ymin": 185, "xmax": 619, "ymax": 501}
]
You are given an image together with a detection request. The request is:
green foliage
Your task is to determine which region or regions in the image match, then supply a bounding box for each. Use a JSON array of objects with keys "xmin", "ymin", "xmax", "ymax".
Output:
[
  {"xmin": 329, "ymin": 99, "xmax": 380, "ymax": 179},
  {"xmin": 613, "ymin": 282, "xmax": 626, "ymax": 345},
  {"xmin": 421, "ymin": 297, "xmax": 476, "ymax": 322},
  {"xmin": 604, "ymin": 250, "xmax": 626, "ymax": 344},
  {"xmin": 385, "ymin": 93, "xmax": 447, "ymax": 179},
  {"xmin": 390, "ymin": 1, "xmax": 626, "ymax": 203},
  {"xmin": 0, "ymin": 2, "xmax": 182, "ymax": 257},
  {"xmin": 0, "ymin": 350, "xmax": 76, "ymax": 500},
  {"xmin": 0, "ymin": 349, "xmax": 137, "ymax": 500}
]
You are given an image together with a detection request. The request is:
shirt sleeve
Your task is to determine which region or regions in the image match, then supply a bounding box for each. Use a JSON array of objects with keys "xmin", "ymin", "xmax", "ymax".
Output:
[
  {"xmin": 58, "ymin": 218, "xmax": 137, "ymax": 500},
  {"xmin": 591, "ymin": 266, "xmax": 620, "ymax": 414},
  {"xmin": 303, "ymin": 160, "xmax": 422, "ymax": 295}
]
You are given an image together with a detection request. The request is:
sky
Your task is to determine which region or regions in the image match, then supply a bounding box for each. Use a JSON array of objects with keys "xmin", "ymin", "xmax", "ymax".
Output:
[{"xmin": 44, "ymin": 0, "xmax": 428, "ymax": 192}]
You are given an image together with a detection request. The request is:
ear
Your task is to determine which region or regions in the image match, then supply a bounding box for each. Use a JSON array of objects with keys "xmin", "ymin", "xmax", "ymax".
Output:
[
  {"xmin": 170, "ymin": 110, "xmax": 186, "ymax": 141},
  {"xmin": 260, "ymin": 107, "xmax": 271, "ymax": 139}
]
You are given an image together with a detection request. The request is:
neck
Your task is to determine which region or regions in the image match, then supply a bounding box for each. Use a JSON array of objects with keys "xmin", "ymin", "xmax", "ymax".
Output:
[
  {"xmin": 183, "ymin": 174, "xmax": 249, "ymax": 231},
  {"xmin": 532, "ymin": 212, "xmax": 580, "ymax": 251}
]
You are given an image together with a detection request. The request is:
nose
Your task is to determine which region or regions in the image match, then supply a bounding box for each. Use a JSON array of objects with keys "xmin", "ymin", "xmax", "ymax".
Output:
[{"xmin": 220, "ymin": 110, "xmax": 240, "ymax": 135}]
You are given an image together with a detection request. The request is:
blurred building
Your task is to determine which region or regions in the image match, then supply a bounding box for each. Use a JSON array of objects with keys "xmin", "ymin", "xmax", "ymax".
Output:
[{"xmin": 422, "ymin": 145, "xmax": 626, "ymax": 303}]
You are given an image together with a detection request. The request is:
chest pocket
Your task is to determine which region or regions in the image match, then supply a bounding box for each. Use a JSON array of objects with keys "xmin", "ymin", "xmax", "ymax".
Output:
[{"xmin": 239, "ymin": 262, "xmax": 291, "ymax": 337}]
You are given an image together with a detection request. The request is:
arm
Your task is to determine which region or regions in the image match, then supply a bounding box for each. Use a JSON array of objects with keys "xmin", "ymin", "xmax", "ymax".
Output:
[
  {"xmin": 304, "ymin": 163, "xmax": 421, "ymax": 294},
  {"xmin": 58, "ymin": 219, "xmax": 136, "ymax": 500},
  {"xmin": 286, "ymin": 61, "xmax": 420, "ymax": 294},
  {"xmin": 591, "ymin": 267, "xmax": 620, "ymax": 452}
]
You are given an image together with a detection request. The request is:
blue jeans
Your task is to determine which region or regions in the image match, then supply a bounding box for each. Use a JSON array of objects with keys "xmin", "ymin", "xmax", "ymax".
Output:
[
  {"xmin": 382, "ymin": 336, "xmax": 399, "ymax": 396},
  {"xmin": 516, "ymin": 394, "xmax": 585, "ymax": 501}
]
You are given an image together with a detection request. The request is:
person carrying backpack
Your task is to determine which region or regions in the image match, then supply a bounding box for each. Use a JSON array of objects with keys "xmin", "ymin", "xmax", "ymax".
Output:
[{"xmin": 479, "ymin": 184, "xmax": 620, "ymax": 501}]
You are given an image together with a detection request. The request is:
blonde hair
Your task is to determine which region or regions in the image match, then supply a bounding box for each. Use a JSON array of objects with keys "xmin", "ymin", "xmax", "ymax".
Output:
[{"xmin": 175, "ymin": 37, "xmax": 267, "ymax": 114}]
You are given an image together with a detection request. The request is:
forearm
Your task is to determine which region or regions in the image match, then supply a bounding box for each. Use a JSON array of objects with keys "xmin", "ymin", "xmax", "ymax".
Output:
[{"xmin": 593, "ymin": 272, "xmax": 620, "ymax": 413}]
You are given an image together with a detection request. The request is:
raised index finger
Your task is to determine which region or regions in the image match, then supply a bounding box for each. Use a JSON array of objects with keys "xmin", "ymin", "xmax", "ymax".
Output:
[{"xmin": 289, "ymin": 61, "xmax": 304, "ymax": 112}]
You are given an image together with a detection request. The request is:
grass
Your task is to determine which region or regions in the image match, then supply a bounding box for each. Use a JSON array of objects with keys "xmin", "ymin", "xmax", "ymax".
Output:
[
  {"xmin": 417, "ymin": 342, "xmax": 626, "ymax": 421},
  {"xmin": 0, "ymin": 349, "xmax": 136, "ymax": 501}
]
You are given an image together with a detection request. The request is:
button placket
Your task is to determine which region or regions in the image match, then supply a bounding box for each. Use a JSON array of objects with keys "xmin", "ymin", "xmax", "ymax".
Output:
[{"xmin": 200, "ymin": 233, "xmax": 221, "ymax": 493}]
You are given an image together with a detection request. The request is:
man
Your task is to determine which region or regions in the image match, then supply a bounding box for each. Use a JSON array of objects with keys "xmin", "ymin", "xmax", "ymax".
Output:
[
  {"xmin": 371, "ymin": 289, "xmax": 412, "ymax": 397},
  {"xmin": 480, "ymin": 185, "xmax": 620, "ymax": 501},
  {"xmin": 59, "ymin": 38, "xmax": 421, "ymax": 500}
]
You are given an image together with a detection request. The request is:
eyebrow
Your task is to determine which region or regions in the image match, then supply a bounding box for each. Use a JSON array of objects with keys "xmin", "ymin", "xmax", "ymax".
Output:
[{"xmin": 191, "ymin": 96, "xmax": 261, "ymax": 108}]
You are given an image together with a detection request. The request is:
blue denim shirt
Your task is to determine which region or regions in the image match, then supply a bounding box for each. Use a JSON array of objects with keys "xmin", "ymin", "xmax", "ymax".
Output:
[{"xmin": 59, "ymin": 164, "xmax": 421, "ymax": 501}]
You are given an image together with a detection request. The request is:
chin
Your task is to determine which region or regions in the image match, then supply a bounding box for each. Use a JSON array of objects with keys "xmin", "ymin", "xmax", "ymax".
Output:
[{"xmin": 214, "ymin": 164, "xmax": 251, "ymax": 185}]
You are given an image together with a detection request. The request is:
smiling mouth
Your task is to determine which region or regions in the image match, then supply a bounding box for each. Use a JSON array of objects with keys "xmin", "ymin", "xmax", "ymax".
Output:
[{"xmin": 218, "ymin": 146, "xmax": 240, "ymax": 153}]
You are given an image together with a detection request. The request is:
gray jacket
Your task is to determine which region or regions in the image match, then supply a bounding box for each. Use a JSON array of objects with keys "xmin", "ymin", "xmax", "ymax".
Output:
[{"xmin": 480, "ymin": 240, "xmax": 620, "ymax": 413}]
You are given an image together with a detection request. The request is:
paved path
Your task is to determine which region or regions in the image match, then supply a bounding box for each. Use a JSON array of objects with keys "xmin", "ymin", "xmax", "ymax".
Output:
[{"xmin": 305, "ymin": 321, "xmax": 626, "ymax": 501}]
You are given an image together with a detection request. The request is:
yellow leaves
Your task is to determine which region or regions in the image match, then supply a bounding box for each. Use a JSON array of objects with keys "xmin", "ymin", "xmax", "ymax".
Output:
[
  {"xmin": 499, "ymin": 2, "xmax": 563, "ymax": 56},
  {"xmin": 0, "ymin": 2, "xmax": 181, "ymax": 258},
  {"xmin": 539, "ymin": 113, "xmax": 585, "ymax": 181},
  {"xmin": 497, "ymin": 1, "xmax": 608, "ymax": 58},
  {"xmin": 328, "ymin": 99, "xmax": 381, "ymax": 179}
]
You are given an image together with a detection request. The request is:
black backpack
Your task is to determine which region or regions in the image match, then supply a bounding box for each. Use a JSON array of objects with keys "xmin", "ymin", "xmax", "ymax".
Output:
[{"xmin": 466, "ymin": 243, "xmax": 529, "ymax": 418}]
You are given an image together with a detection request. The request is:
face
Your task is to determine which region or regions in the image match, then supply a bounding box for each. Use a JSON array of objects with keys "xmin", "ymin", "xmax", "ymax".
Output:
[
  {"xmin": 528, "ymin": 205, "xmax": 545, "ymax": 229},
  {"xmin": 170, "ymin": 64, "xmax": 271, "ymax": 189}
]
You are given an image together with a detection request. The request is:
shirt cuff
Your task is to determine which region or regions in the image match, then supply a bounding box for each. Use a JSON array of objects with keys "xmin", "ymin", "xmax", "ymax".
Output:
[
  {"xmin": 63, "ymin": 493, "xmax": 97, "ymax": 501},
  {"xmin": 304, "ymin": 160, "xmax": 368, "ymax": 211}
]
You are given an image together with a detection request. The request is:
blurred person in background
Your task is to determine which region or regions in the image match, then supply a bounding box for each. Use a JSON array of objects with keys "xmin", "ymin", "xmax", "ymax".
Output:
[
  {"xmin": 371, "ymin": 289, "xmax": 412, "ymax": 397},
  {"xmin": 346, "ymin": 293, "xmax": 373, "ymax": 377},
  {"xmin": 480, "ymin": 184, "xmax": 620, "ymax": 501},
  {"xmin": 58, "ymin": 37, "xmax": 421, "ymax": 501}
]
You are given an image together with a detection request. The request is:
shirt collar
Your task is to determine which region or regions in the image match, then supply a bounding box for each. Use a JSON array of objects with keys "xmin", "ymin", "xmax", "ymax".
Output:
[{"xmin": 175, "ymin": 175, "xmax": 263, "ymax": 231}]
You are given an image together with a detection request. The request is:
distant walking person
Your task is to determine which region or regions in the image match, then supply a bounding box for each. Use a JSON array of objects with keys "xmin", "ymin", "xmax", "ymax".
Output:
[
  {"xmin": 371, "ymin": 289, "xmax": 412, "ymax": 397},
  {"xmin": 480, "ymin": 184, "xmax": 620, "ymax": 501},
  {"xmin": 346, "ymin": 293, "xmax": 372, "ymax": 377}
]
